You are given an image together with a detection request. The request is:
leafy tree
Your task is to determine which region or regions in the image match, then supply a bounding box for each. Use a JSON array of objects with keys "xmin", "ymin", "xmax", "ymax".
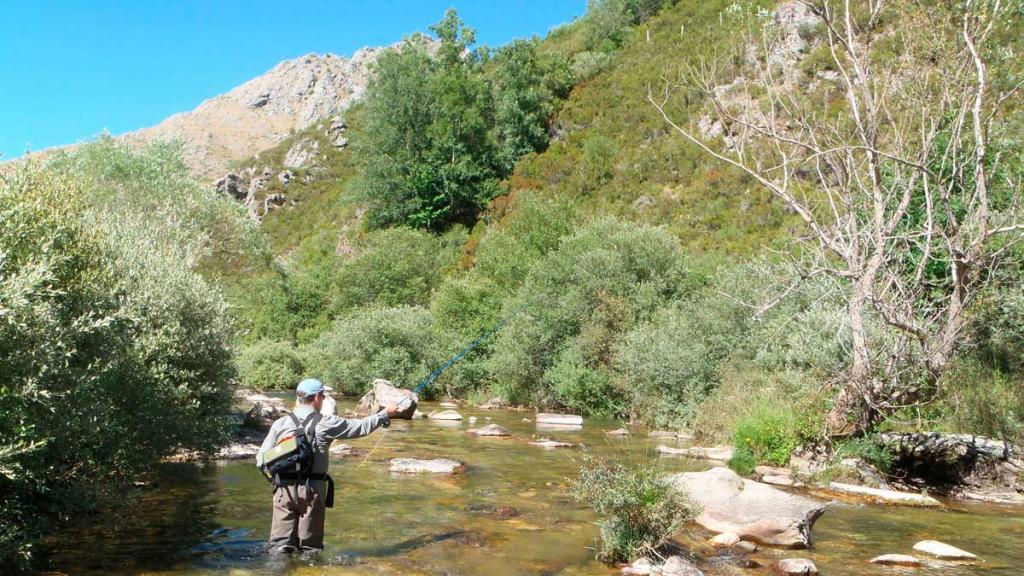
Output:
[{"xmin": 356, "ymin": 10, "xmax": 499, "ymax": 230}]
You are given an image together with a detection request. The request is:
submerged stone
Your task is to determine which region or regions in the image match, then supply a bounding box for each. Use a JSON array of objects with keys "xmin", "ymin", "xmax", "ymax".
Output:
[
  {"xmin": 467, "ymin": 424, "xmax": 511, "ymax": 437},
  {"xmin": 869, "ymin": 554, "xmax": 922, "ymax": 566},
  {"xmin": 774, "ymin": 558, "xmax": 817, "ymax": 575},
  {"xmin": 912, "ymin": 540, "xmax": 977, "ymax": 560},
  {"xmin": 389, "ymin": 458, "xmax": 465, "ymax": 475}
]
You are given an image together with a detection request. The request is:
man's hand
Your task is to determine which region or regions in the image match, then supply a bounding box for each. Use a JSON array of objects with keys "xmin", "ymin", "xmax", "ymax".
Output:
[{"xmin": 384, "ymin": 404, "xmax": 402, "ymax": 417}]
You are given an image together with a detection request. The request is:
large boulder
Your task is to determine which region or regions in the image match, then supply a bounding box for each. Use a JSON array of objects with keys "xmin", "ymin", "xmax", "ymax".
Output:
[
  {"xmin": 356, "ymin": 378, "xmax": 418, "ymax": 419},
  {"xmin": 668, "ymin": 467, "xmax": 826, "ymax": 548},
  {"xmin": 244, "ymin": 401, "xmax": 287, "ymax": 431},
  {"xmin": 535, "ymin": 413, "xmax": 583, "ymax": 425}
]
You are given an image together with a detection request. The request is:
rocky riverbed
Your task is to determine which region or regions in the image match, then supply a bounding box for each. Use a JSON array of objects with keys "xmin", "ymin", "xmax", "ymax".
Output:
[{"xmin": 42, "ymin": 396, "xmax": 1024, "ymax": 576}]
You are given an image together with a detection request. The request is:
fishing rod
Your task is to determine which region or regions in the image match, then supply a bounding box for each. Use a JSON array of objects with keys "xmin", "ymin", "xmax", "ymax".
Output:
[{"xmin": 394, "ymin": 304, "xmax": 527, "ymax": 411}]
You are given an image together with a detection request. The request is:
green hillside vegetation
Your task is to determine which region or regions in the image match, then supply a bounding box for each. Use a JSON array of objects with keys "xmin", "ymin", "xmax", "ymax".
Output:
[
  {"xmin": 233, "ymin": 0, "xmax": 1022, "ymax": 446},
  {"xmin": 4, "ymin": 0, "xmax": 1022, "ymax": 569}
]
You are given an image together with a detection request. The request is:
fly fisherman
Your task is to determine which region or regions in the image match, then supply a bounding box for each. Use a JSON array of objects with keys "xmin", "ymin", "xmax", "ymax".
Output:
[{"xmin": 257, "ymin": 378, "xmax": 402, "ymax": 554}]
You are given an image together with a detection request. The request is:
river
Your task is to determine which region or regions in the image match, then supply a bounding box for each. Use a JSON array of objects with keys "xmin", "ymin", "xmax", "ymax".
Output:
[{"xmin": 41, "ymin": 398, "xmax": 1023, "ymax": 575}]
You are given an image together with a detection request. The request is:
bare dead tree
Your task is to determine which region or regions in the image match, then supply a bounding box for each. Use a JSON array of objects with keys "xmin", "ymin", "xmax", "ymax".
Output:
[{"xmin": 650, "ymin": 0, "xmax": 1023, "ymax": 435}]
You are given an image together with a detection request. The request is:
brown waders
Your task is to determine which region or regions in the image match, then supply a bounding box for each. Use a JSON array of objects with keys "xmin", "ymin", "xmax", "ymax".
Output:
[{"xmin": 269, "ymin": 483, "xmax": 325, "ymax": 552}]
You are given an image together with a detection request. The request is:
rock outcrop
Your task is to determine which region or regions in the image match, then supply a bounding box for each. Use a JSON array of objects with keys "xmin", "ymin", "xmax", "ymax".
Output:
[
  {"xmin": 668, "ymin": 467, "xmax": 826, "ymax": 548},
  {"xmin": 355, "ymin": 378, "xmax": 418, "ymax": 419},
  {"xmin": 826, "ymin": 482, "xmax": 942, "ymax": 507},
  {"xmin": 881, "ymin": 432, "xmax": 1023, "ymax": 502}
]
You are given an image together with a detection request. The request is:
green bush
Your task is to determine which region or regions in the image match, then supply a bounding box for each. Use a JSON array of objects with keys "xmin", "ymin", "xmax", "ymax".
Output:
[
  {"xmin": 237, "ymin": 340, "xmax": 305, "ymax": 390},
  {"xmin": 0, "ymin": 145, "xmax": 237, "ymax": 570},
  {"xmin": 727, "ymin": 403, "xmax": 799, "ymax": 475},
  {"xmin": 486, "ymin": 219, "xmax": 690, "ymax": 411},
  {"xmin": 332, "ymin": 226, "xmax": 465, "ymax": 315},
  {"xmin": 614, "ymin": 294, "xmax": 747, "ymax": 427},
  {"xmin": 834, "ymin": 436, "xmax": 894, "ymax": 473},
  {"xmin": 302, "ymin": 306, "xmax": 443, "ymax": 396},
  {"xmin": 570, "ymin": 452, "xmax": 697, "ymax": 563}
]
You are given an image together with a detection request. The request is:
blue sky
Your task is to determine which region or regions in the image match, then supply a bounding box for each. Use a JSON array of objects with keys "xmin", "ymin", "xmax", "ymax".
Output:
[{"xmin": 0, "ymin": 1, "xmax": 585, "ymax": 159}]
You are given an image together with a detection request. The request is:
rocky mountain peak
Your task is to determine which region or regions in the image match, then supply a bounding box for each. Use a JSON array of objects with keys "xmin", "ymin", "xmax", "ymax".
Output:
[{"xmin": 121, "ymin": 47, "xmax": 387, "ymax": 179}]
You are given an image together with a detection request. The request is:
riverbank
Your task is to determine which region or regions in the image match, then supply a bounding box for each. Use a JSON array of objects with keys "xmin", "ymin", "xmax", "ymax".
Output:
[{"xmin": 39, "ymin": 398, "xmax": 1024, "ymax": 576}]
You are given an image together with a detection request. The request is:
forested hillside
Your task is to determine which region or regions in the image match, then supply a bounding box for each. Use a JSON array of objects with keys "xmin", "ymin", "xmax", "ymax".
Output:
[{"xmin": 3, "ymin": 0, "xmax": 1022, "ymax": 570}]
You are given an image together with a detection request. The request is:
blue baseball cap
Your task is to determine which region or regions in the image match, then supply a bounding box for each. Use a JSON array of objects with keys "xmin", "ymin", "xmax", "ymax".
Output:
[{"xmin": 296, "ymin": 378, "xmax": 325, "ymax": 398}]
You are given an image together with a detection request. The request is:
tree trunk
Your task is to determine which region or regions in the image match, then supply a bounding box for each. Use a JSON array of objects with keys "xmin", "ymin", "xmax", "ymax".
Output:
[{"xmin": 825, "ymin": 280, "xmax": 876, "ymax": 436}]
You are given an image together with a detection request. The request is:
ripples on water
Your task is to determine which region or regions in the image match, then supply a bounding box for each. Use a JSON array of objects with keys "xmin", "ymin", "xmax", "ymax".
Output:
[{"xmin": 42, "ymin": 399, "xmax": 1024, "ymax": 575}]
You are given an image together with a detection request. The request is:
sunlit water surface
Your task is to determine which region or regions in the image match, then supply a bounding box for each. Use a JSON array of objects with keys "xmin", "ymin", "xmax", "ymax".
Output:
[{"xmin": 41, "ymin": 398, "xmax": 1024, "ymax": 575}]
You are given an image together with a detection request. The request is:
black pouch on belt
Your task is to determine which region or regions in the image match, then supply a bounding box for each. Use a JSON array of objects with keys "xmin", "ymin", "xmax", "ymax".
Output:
[{"xmin": 324, "ymin": 474, "xmax": 335, "ymax": 508}]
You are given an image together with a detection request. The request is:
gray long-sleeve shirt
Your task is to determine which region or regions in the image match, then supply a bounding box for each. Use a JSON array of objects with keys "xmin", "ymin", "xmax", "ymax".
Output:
[{"xmin": 256, "ymin": 404, "xmax": 390, "ymax": 477}]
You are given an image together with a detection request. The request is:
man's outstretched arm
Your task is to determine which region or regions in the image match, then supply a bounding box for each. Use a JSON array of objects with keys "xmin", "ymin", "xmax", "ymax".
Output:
[{"xmin": 318, "ymin": 405, "xmax": 400, "ymax": 440}]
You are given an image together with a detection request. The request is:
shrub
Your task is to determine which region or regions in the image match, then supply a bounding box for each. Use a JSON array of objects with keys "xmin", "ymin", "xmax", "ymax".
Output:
[
  {"xmin": 614, "ymin": 294, "xmax": 747, "ymax": 427},
  {"xmin": 727, "ymin": 403, "xmax": 799, "ymax": 475},
  {"xmin": 302, "ymin": 306, "xmax": 443, "ymax": 396},
  {"xmin": 486, "ymin": 219, "xmax": 689, "ymax": 412},
  {"xmin": 332, "ymin": 226, "xmax": 466, "ymax": 314},
  {"xmin": 570, "ymin": 452, "xmax": 697, "ymax": 563},
  {"xmin": 237, "ymin": 340, "xmax": 305, "ymax": 390},
  {"xmin": 472, "ymin": 192, "xmax": 575, "ymax": 291},
  {"xmin": 1, "ymin": 146, "xmax": 237, "ymax": 570},
  {"xmin": 834, "ymin": 436, "xmax": 894, "ymax": 473}
]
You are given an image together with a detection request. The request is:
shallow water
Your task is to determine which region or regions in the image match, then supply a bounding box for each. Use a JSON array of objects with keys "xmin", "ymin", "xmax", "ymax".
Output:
[{"xmin": 42, "ymin": 398, "xmax": 1024, "ymax": 575}]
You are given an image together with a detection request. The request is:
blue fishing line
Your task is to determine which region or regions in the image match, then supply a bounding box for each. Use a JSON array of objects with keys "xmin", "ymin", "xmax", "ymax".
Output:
[{"xmin": 412, "ymin": 305, "xmax": 527, "ymax": 396}]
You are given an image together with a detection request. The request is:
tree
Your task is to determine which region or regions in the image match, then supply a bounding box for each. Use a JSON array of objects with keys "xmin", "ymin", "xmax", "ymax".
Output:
[
  {"xmin": 650, "ymin": 0, "xmax": 1023, "ymax": 435},
  {"xmin": 356, "ymin": 10, "xmax": 499, "ymax": 230}
]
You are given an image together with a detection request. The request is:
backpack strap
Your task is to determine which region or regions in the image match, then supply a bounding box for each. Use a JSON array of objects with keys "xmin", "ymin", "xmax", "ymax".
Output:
[{"xmin": 301, "ymin": 412, "xmax": 322, "ymax": 442}]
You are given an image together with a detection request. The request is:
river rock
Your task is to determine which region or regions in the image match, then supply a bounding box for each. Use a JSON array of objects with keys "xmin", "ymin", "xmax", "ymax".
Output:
[
  {"xmin": 733, "ymin": 540, "xmax": 758, "ymax": 553},
  {"xmin": 390, "ymin": 458, "xmax": 465, "ymax": 475},
  {"xmin": 535, "ymin": 413, "xmax": 583, "ymax": 425},
  {"xmin": 531, "ymin": 438, "xmax": 574, "ymax": 449},
  {"xmin": 773, "ymin": 558, "xmax": 817, "ymax": 575},
  {"xmin": 710, "ymin": 532, "xmax": 740, "ymax": 547},
  {"xmin": 762, "ymin": 475, "xmax": 797, "ymax": 487},
  {"xmin": 439, "ymin": 401, "xmax": 459, "ymax": 408},
  {"xmin": 828, "ymin": 482, "xmax": 941, "ymax": 507},
  {"xmin": 244, "ymin": 401, "xmax": 287, "ymax": 431},
  {"xmin": 607, "ymin": 428, "xmax": 631, "ymax": 436},
  {"xmin": 356, "ymin": 379, "xmax": 418, "ymax": 419},
  {"xmin": 430, "ymin": 410, "xmax": 464, "ymax": 421},
  {"xmin": 467, "ymin": 424, "xmax": 511, "ymax": 437},
  {"xmin": 668, "ymin": 467, "xmax": 826, "ymax": 548},
  {"xmin": 869, "ymin": 554, "xmax": 922, "ymax": 566},
  {"xmin": 468, "ymin": 416, "xmax": 478, "ymax": 423},
  {"xmin": 622, "ymin": 557, "xmax": 654, "ymax": 575},
  {"xmin": 657, "ymin": 445, "xmax": 734, "ymax": 461},
  {"xmin": 661, "ymin": 555, "xmax": 704, "ymax": 576},
  {"xmin": 216, "ymin": 441, "xmax": 261, "ymax": 460},
  {"xmin": 912, "ymin": 540, "xmax": 977, "ymax": 560}
]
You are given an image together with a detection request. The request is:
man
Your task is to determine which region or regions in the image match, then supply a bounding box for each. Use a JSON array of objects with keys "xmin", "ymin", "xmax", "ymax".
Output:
[
  {"xmin": 257, "ymin": 378, "xmax": 401, "ymax": 554},
  {"xmin": 320, "ymin": 384, "xmax": 337, "ymax": 417}
]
